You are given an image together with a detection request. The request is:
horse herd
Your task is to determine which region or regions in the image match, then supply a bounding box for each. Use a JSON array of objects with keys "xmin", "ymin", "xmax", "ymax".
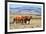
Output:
[{"xmin": 11, "ymin": 16, "xmax": 32, "ymax": 24}]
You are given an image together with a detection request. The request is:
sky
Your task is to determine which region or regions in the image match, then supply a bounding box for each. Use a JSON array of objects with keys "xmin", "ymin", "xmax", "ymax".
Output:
[{"xmin": 9, "ymin": 3, "xmax": 42, "ymax": 15}]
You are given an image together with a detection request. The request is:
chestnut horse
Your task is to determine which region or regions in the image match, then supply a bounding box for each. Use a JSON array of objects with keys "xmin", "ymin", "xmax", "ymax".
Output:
[
  {"xmin": 12, "ymin": 16, "xmax": 32, "ymax": 24},
  {"xmin": 13, "ymin": 16, "xmax": 22, "ymax": 23}
]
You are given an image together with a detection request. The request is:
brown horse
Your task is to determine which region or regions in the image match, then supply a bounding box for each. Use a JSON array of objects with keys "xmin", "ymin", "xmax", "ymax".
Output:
[
  {"xmin": 15, "ymin": 16, "xmax": 22, "ymax": 24},
  {"xmin": 25, "ymin": 16, "xmax": 32, "ymax": 24},
  {"xmin": 12, "ymin": 16, "xmax": 32, "ymax": 24}
]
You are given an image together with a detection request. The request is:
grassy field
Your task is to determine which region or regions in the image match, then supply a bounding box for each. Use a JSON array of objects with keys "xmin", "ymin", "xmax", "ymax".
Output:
[{"xmin": 9, "ymin": 15, "xmax": 41, "ymax": 29}]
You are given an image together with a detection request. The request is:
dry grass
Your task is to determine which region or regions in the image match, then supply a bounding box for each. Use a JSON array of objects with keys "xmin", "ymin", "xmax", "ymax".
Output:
[{"xmin": 9, "ymin": 15, "xmax": 41, "ymax": 29}]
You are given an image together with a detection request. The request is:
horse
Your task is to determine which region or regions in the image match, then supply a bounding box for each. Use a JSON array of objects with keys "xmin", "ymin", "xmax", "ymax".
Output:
[
  {"xmin": 12, "ymin": 16, "xmax": 32, "ymax": 24},
  {"xmin": 25, "ymin": 16, "xmax": 32, "ymax": 24}
]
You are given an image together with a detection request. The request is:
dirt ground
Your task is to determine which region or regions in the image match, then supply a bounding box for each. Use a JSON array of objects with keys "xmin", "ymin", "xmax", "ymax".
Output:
[{"xmin": 10, "ymin": 18, "xmax": 41, "ymax": 29}]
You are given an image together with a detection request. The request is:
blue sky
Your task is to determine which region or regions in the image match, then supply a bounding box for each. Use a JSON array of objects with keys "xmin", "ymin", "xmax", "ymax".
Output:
[{"xmin": 9, "ymin": 3, "xmax": 42, "ymax": 15}]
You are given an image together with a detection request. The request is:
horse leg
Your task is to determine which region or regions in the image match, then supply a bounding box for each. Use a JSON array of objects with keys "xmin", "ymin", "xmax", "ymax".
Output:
[
  {"xmin": 22, "ymin": 19, "xmax": 24, "ymax": 24},
  {"xmin": 26, "ymin": 21, "xmax": 29, "ymax": 24},
  {"xmin": 22, "ymin": 20, "xmax": 23, "ymax": 24},
  {"xmin": 15, "ymin": 20, "xmax": 17, "ymax": 24},
  {"xmin": 24, "ymin": 20, "xmax": 26, "ymax": 24},
  {"xmin": 12, "ymin": 20, "xmax": 15, "ymax": 24},
  {"xmin": 20, "ymin": 19, "xmax": 22, "ymax": 24},
  {"xmin": 22, "ymin": 20, "xmax": 24, "ymax": 24},
  {"xmin": 29, "ymin": 19, "xmax": 32, "ymax": 24},
  {"xmin": 28, "ymin": 21, "xmax": 30, "ymax": 24}
]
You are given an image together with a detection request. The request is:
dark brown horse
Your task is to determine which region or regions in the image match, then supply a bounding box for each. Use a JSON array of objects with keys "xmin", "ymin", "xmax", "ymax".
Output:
[{"xmin": 25, "ymin": 16, "xmax": 32, "ymax": 24}]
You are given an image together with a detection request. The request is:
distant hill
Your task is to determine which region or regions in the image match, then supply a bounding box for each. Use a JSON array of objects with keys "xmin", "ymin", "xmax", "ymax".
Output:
[
  {"xmin": 10, "ymin": 10, "xmax": 41, "ymax": 16},
  {"xmin": 10, "ymin": 4, "xmax": 41, "ymax": 16}
]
